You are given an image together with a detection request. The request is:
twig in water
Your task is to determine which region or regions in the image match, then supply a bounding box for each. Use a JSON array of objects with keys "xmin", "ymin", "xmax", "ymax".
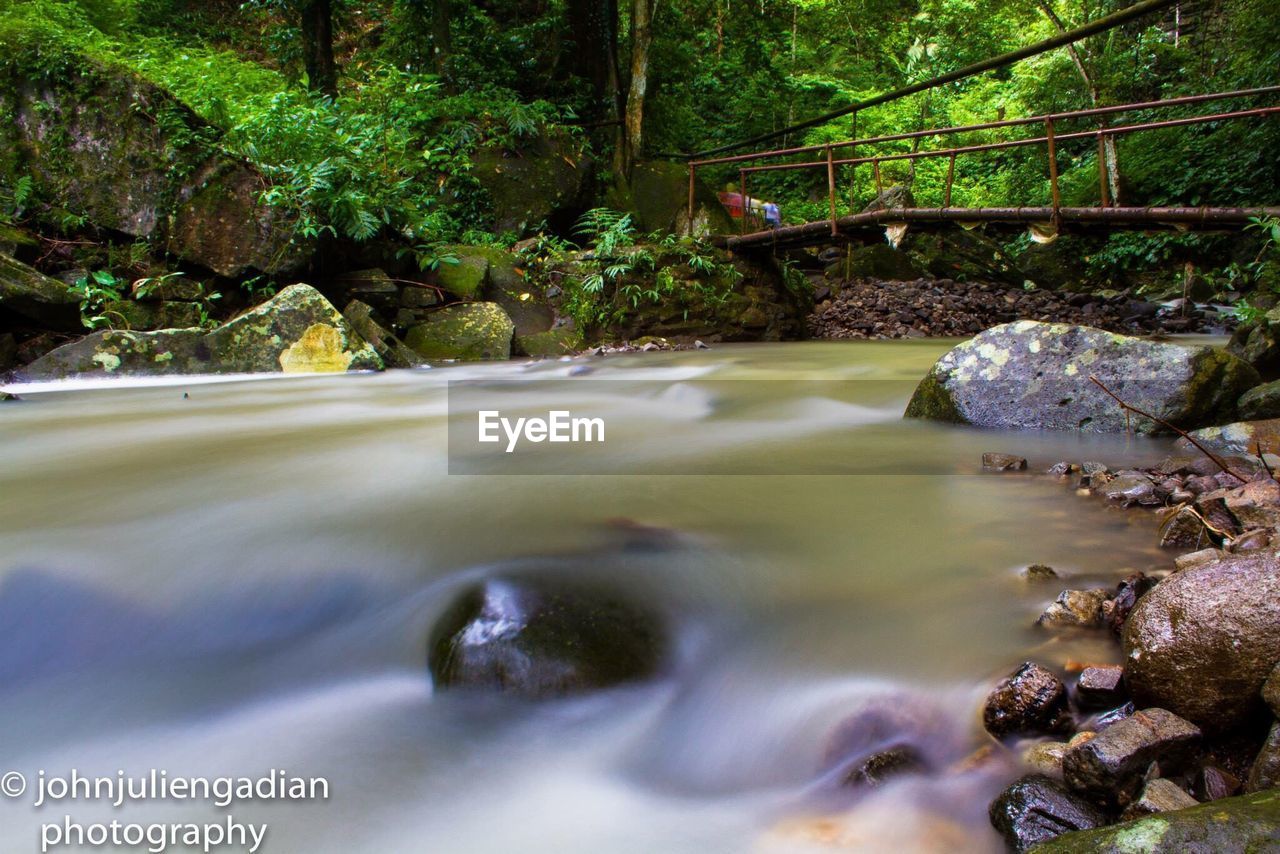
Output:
[{"xmin": 1088, "ymin": 375, "xmax": 1254, "ymax": 484}]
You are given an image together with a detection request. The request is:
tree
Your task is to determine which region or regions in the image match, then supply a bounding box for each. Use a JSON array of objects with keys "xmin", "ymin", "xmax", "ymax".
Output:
[
  {"xmin": 622, "ymin": 0, "xmax": 657, "ymax": 172},
  {"xmin": 300, "ymin": 0, "xmax": 338, "ymax": 96}
]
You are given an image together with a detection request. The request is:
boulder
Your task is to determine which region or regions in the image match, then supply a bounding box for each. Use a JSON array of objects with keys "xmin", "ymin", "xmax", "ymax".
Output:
[
  {"xmin": 404, "ymin": 302, "xmax": 515, "ymax": 361},
  {"xmin": 1032, "ymin": 789, "xmax": 1280, "ymax": 852},
  {"xmin": 0, "ymin": 252, "xmax": 80, "ymax": 330},
  {"xmin": 1246, "ymin": 722, "xmax": 1280, "ymax": 793},
  {"xmin": 1122, "ymin": 778, "xmax": 1200, "ymax": 819},
  {"xmin": 471, "ymin": 131, "xmax": 593, "ymax": 235},
  {"xmin": 434, "ymin": 250, "xmax": 491, "ymax": 300},
  {"xmin": 428, "ymin": 576, "xmax": 665, "ymax": 698},
  {"xmin": 1227, "ymin": 308, "xmax": 1280, "ymax": 379},
  {"xmin": 0, "ymin": 62, "xmax": 305, "ymax": 276},
  {"xmin": 16, "ymin": 284, "xmax": 381, "ymax": 378},
  {"xmin": 1180, "ymin": 418, "xmax": 1280, "ymax": 457},
  {"xmin": 342, "ymin": 300, "xmax": 423, "ymax": 369},
  {"xmin": 1122, "ymin": 549, "xmax": 1280, "ymax": 733},
  {"xmin": 1239, "ymin": 380, "xmax": 1280, "ymax": 421},
  {"xmin": 604, "ymin": 161, "xmax": 733, "ymax": 237},
  {"xmin": 834, "ymin": 244, "xmax": 924, "ymax": 282},
  {"xmin": 1061, "ymin": 707, "xmax": 1201, "ymax": 806},
  {"xmin": 100, "ymin": 300, "xmax": 204, "ymax": 331},
  {"xmin": 904, "ymin": 321, "xmax": 1260, "ymax": 432},
  {"xmin": 982, "ymin": 662, "xmax": 1073, "ymax": 739},
  {"xmin": 988, "ymin": 774, "xmax": 1106, "ymax": 853}
]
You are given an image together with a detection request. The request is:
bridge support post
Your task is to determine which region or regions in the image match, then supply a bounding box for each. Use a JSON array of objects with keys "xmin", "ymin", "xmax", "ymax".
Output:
[
  {"xmin": 740, "ymin": 168, "xmax": 749, "ymax": 236},
  {"xmin": 827, "ymin": 144, "xmax": 838, "ymax": 236},
  {"xmin": 1045, "ymin": 117, "xmax": 1062, "ymax": 224},
  {"xmin": 1096, "ymin": 131, "xmax": 1110, "ymax": 207},
  {"xmin": 944, "ymin": 152, "xmax": 957, "ymax": 207},
  {"xmin": 688, "ymin": 163, "xmax": 696, "ymax": 234}
]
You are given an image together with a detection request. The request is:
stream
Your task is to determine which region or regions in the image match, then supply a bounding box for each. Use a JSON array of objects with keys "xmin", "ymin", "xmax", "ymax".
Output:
[{"xmin": 0, "ymin": 340, "xmax": 1189, "ymax": 852}]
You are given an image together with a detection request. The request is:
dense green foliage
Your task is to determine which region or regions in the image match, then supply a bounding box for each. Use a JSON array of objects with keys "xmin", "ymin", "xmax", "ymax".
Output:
[{"xmin": 0, "ymin": 0, "xmax": 1276, "ymax": 299}]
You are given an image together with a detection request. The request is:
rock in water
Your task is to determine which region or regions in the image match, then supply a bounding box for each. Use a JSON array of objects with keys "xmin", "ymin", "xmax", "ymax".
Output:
[
  {"xmin": 983, "ymin": 662, "xmax": 1073, "ymax": 739},
  {"xmin": 1122, "ymin": 549, "xmax": 1280, "ymax": 733},
  {"xmin": 428, "ymin": 576, "xmax": 665, "ymax": 698},
  {"xmin": 1061, "ymin": 708, "xmax": 1201, "ymax": 806},
  {"xmin": 16, "ymin": 285, "xmax": 383, "ymax": 379},
  {"xmin": 904, "ymin": 321, "xmax": 1259, "ymax": 432},
  {"xmin": 1032, "ymin": 789, "xmax": 1280, "ymax": 852},
  {"xmin": 988, "ymin": 774, "xmax": 1106, "ymax": 853}
]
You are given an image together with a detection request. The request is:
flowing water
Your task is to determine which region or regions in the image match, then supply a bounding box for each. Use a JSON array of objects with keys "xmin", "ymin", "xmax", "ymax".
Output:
[{"xmin": 0, "ymin": 340, "xmax": 1188, "ymax": 852}]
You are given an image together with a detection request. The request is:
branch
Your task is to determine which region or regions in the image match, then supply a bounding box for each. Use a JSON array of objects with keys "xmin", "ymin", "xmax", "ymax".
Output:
[{"xmin": 1089, "ymin": 375, "xmax": 1254, "ymax": 483}]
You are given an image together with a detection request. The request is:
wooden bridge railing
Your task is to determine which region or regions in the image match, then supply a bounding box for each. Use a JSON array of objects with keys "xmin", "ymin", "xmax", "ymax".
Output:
[{"xmin": 687, "ymin": 85, "xmax": 1280, "ymax": 250}]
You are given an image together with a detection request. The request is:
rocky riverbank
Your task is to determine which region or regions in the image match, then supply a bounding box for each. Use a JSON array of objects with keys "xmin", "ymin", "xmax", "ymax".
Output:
[
  {"xmin": 807, "ymin": 276, "xmax": 1224, "ymax": 340},
  {"xmin": 899, "ymin": 321, "xmax": 1280, "ymax": 850}
]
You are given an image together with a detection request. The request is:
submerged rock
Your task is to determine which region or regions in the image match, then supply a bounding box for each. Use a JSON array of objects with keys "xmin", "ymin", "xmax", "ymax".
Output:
[
  {"xmin": 988, "ymin": 774, "xmax": 1106, "ymax": 853},
  {"xmin": 904, "ymin": 321, "xmax": 1259, "ymax": 432},
  {"xmin": 16, "ymin": 285, "xmax": 382, "ymax": 378},
  {"xmin": 1061, "ymin": 707, "xmax": 1202, "ymax": 806},
  {"xmin": 1033, "ymin": 789, "xmax": 1280, "ymax": 852},
  {"xmin": 983, "ymin": 662, "xmax": 1073, "ymax": 739},
  {"xmin": 1122, "ymin": 549, "xmax": 1280, "ymax": 733},
  {"xmin": 1037, "ymin": 588, "xmax": 1110, "ymax": 630},
  {"xmin": 982, "ymin": 452, "xmax": 1028, "ymax": 471},
  {"xmin": 428, "ymin": 576, "xmax": 665, "ymax": 698},
  {"xmin": 404, "ymin": 302, "xmax": 515, "ymax": 361}
]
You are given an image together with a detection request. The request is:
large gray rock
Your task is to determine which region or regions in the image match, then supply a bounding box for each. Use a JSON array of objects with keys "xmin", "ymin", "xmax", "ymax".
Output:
[
  {"xmin": 471, "ymin": 131, "xmax": 593, "ymax": 235},
  {"xmin": 1062, "ymin": 708, "xmax": 1201, "ymax": 806},
  {"xmin": 1122, "ymin": 550, "xmax": 1280, "ymax": 733},
  {"xmin": 1033, "ymin": 789, "xmax": 1280, "ymax": 852},
  {"xmin": 0, "ymin": 61, "xmax": 305, "ymax": 276},
  {"xmin": 0, "ymin": 252, "xmax": 80, "ymax": 330},
  {"xmin": 16, "ymin": 285, "xmax": 382, "ymax": 378},
  {"xmin": 904, "ymin": 321, "xmax": 1260, "ymax": 433},
  {"xmin": 428, "ymin": 576, "xmax": 665, "ymax": 698},
  {"xmin": 1238, "ymin": 380, "xmax": 1280, "ymax": 421}
]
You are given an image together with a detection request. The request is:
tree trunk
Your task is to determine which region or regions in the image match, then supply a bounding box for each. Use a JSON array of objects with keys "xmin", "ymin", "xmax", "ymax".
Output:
[
  {"xmin": 622, "ymin": 0, "xmax": 656, "ymax": 173},
  {"xmin": 1034, "ymin": 0, "xmax": 1120, "ymax": 203},
  {"xmin": 301, "ymin": 0, "xmax": 337, "ymax": 97},
  {"xmin": 431, "ymin": 0, "xmax": 451, "ymax": 81}
]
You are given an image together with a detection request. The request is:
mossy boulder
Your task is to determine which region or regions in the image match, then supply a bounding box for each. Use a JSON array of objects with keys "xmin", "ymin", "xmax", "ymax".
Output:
[
  {"xmin": 1238, "ymin": 380, "xmax": 1280, "ymax": 421},
  {"xmin": 434, "ymin": 250, "xmax": 491, "ymax": 299},
  {"xmin": 100, "ymin": 299, "xmax": 204, "ymax": 331},
  {"xmin": 404, "ymin": 302, "xmax": 515, "ymax": 361},
  {"xmin": 1228, "ymin": 307, "xmax": 1280, "ymax": 380},
  {"xmin": 471, "ymin": 131, "xmax": 593, "ymax": 235},
  {"xmin": 516, "ymin": 327, "xmax": 583, "ymax": 357},
  {"xmin": 902, "ymin": 228, "xmax": 1026, "ymax": 286},
  {"xmin": 604, "ymin": 160, "xmax": 733, "ymax": 237},
  {"xmin": 904, "ymin": 321, "xmax": 1260, "ymax": 433},
  {"xmin": 1178, "ymin": 418, "xmax": 1280, "ymax": 456},
  {"xmin": 16, "ymin": 284, "xmax": 381, "ymax": 378},
  {"xmin": 0, "ymin": 252, "xmax": 80, "ymax": 330},
  {"xmin": 0, "ymin": 59, "xmax": 305, "ymax": 276},
  {"xmin": 1033, "ymin": 789, "xmax": 1280, "ymax": 852},
  {"xmin": 832, "ymin": 243, "xmax": 925, "ymax": 281}
]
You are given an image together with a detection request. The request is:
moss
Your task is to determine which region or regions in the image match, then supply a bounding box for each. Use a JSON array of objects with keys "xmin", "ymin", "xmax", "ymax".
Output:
[
  {"xmin": 404, "ymin": 302, "xmax": 515, "ymax": 361},
  {"xmin": 435, "ymin": 249, "xmax": 491, "ymax": 299},
  {"xmin": 903, "ymin": 370, "xmax": 966, "ymax": 422},
  {"xmin": 515, "ymin": 327, "xmax": 582, "ymax": 357}
]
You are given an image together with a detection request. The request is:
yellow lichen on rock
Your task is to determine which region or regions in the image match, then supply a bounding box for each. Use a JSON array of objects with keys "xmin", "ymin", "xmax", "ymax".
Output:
[{"xmin": 278, "ymin": 323, "xmax": 354, "ymax": 373}]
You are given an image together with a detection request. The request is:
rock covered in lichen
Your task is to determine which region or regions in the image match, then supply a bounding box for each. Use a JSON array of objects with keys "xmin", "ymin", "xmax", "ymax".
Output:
[
  {"xmin": 903, "ymin": 321, "xmax": 1259, "ymax": 433},
  {"xmin": 15, "ymin": 284, "xmax": 382, "ymax": 378},
  {"xmin": 404, "ymin": 302, "xmax": 515, "ymax": 361}
]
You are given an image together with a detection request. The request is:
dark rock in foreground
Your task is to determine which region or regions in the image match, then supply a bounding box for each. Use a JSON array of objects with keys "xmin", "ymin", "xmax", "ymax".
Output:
[
  {"xmin": 0, "ymin": 253, "xmax": 81, "ymax": 331},
  {"xmin": 15, "ymin": 285, "xmax": 382, "ymax": 379},
  {"xmin": 1122, "ymin": 549, "xmax": 1280, "ymax": 733},
  {"xmin": 429, "ymin": 576, "xmax": 665, "ymax": 698},
  {"xmin": 988, "ymin": 774, "xmax": 1106, "ymax": 853},
  {"xmin": 1032, "ymin": 789, "xmax": 1280, "ymax": 852},
  {"xmin": 904, "ymin": 321, "xmax": 1259, "ymax": 433},
  {"xmin": 983, "ymin": 662, "xmax": 1073, "ymax": 739},
  {"xmin": 1061, "ymin": 707, "xmax": 1201, "ymax": 806}
]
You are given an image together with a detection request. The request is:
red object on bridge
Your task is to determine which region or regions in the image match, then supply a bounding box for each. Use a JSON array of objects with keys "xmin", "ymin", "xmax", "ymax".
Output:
[{"xmin": 718, "ymin": 192, "xmax": 746, "ymax": 217}]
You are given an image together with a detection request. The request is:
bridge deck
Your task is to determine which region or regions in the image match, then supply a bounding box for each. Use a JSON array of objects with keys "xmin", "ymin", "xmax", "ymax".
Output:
[{"xmin": 722, "ymin": 206, "xmax": 1280, "ymax": 253}]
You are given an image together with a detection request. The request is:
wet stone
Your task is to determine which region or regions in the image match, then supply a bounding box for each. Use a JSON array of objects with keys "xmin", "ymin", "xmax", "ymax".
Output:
[
  {"xmin": 1246, "ymin": 722, "xmax": 1280, "ymax": 793},
  {"xmin": 983, "ymin": 452, "xmax": 1028, "ymax": 472},
  {"xmin": 1122, "ymin": 778, "xmax": 1199, "ymax": 820},
  {"xmin": 1195, "ymin": 764, "xmax": 1241, "ymax": 802},
  {"xmin": 1021, "ymin": 741, "xmax": 1069, "ymax": 779},
  {"xmin": 1100, "ymin": 472, "xmax": 1161, "ymax": 507},
  {"xmin": 1062, "ymin": 707, "xmax": 1202, "ymax": 806},
  {"xmin": 983, "ymin": 662, "xmax": 1073, "ymax": 740},
  {"xmin": 1159, "ymin": 506, "xmax": 1210, "ymax": 549},
  {"xmin": 1085, "ymin": 701, "xmax": 1136, "ymax": 732},
  {"xmin": 1101, "ymin": 573, "xmax": 1156, "ymax": 636},
  {"xmin": 840, "ymin": 743, "xmax": 925, "ymax": 788},
  {"xmin": 988, "ymin": 774, "xmax": 1106, "ymax": 854},
  {"xmin": 1036, "ymin": 588, "xmax": 1109, "ymax": 630},
  {"xmin": 1076, "ymin": 665, "xmax": 1126, "ymax": 711},
  {"xmin": 1020, "ymin": 564, "xmax": 1058, "ymax": 583}
]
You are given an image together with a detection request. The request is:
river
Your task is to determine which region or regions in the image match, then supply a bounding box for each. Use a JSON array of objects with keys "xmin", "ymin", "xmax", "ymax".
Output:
[{"xmin": 0, "ymin": 340, "xmax": 1184, "ymax": 852}]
